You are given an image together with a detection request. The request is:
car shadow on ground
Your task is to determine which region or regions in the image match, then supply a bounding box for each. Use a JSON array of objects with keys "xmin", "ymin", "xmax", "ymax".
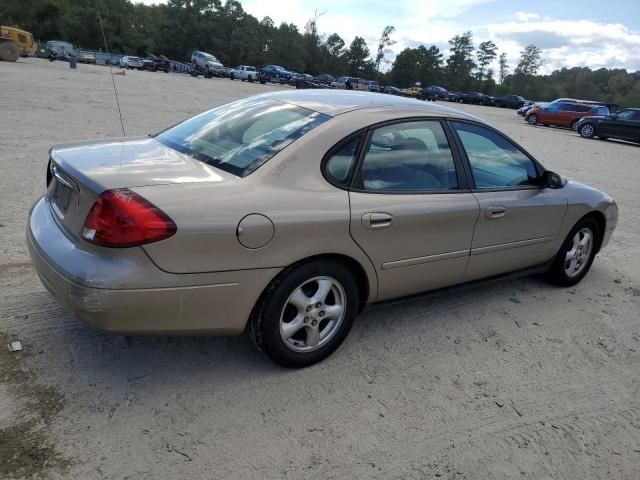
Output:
[{"xmin": 37, "ymin": 270, "xmax": 558, "ymax": 388}]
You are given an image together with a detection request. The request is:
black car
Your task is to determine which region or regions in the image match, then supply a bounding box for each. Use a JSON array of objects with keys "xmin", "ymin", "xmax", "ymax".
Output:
[
  {"xmin": 493, "ymin": 95, "xmax": 526, "ymax": 109},
  {"xmin": 576, "ymin": 108, "xmax": 640, "ymax": 143},
  {"xmin": 456, "ymin": 92, "xmax": 491, "ymax": 105},
  {"xmin": 312, "ymin": 74, "xmax": 336, "ymax": 85},
  {"xmin": 260, "ymin": 65, "xmax": 291, "ymax": 84},
  {"xmin": 420, "ymin": 86, "xmax": 448, "ymax": 101},
  {"xmin": 141, "ymin": 55, "xmax": 171, "ymax": 73},
  {"xmin": 384, "ymin": 86, "xmax": 403, "ymax": 96}
]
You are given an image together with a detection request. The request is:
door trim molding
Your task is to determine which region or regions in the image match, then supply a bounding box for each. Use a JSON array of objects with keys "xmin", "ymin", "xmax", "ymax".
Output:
[
  {"xmin": 471, "ymin": 236, "xmax": 554, "ymax": 255},
  {"xmin": 382, "ymin": 249, "xmax": 470, "ymax": 270}
]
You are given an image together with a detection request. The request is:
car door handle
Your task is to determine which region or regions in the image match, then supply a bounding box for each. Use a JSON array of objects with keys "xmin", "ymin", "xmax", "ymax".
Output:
[
  {"xmin": 362, "ymin": 212, "xmax": 393, "ymax": 229},
  {"xmin": 486, "ymin": 206, "xmax": 506, "ymax": 219}
]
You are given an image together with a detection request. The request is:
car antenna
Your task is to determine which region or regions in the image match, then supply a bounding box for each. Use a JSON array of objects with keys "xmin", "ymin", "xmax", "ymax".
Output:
[{"xmin": 97, "ymin": 10, "xmax": 126, "ymax": 137}]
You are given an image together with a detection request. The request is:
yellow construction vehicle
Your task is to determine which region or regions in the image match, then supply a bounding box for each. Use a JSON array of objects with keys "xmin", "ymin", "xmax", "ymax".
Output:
[{"xmin": 0, "ymin": 25, "xmax": 36, "ymax": 62}]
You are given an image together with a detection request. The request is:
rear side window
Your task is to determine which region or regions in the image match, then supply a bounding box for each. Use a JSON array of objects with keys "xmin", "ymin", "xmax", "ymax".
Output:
[
  {"xmin": 452, "ymin": 122, "xmax": 539, "ymax": 190},
  {"xmin": 358, "ymin": 120, "xmax": 458, "ymax": 192},
  {"xmin": 156, "ymin": 99, "xmax": 330, "ymax": 177},
  {"xmin": 324, "ymin": 136, "xmax": 361, "ymax": 186}
]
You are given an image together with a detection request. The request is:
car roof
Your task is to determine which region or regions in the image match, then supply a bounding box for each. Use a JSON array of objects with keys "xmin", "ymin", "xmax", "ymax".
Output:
[{"xmin": 257, "ymin": 90, "xmax": 483, "ymax": 120}]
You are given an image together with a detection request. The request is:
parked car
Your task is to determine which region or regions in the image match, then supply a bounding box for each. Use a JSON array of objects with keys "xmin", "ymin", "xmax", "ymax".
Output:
[
  {"xmin": 77, "ymin": 53, "xmax": 96, "ymax": 64},
  {"xmin": 526, "ymin": 101, "xmax": 609, "ymax": 130},
  {"xmin": 230, "ymin": 65, "xmax": 259, "ymax": 82},
  {"xmin": 260, "ymin": 65, "xmax": 291, "ymax": 84},
  {"xmin": 456, "ymin": 92, "xmax": 491, "ymax": 105},
  {"xmin": 383, "ymin": 86, "xmax": 403, "ymax": 95},
  {"xmin": 492, "ymin": 95, "xmax": 526, "ymax": 109},
  {"xmin": 577, "ymin": 108, "xmax": 640, "ymax": 142},
  {"xmin": 191, "ymin": 51, "xmax": 224, "ymax": 76},
  {"xmin": 518, "ymin": 102, "xmax": 546, "ymax": 117},
  {"xmin": 331, "ymin": 76, "xmax": 370, "ymax": 91},
  {"xmin": 141, "ymin": 55, "xmax": 170, "ymax": 72},
  {"xmin": 312, "ymin": 74, "xmax": 335, "ymax": 85},
  {"xmin": 368, "ymin": 81, "xmax": 382, "ymax": 92},
  {"xmin": 420, "ymin": 86, "xmax": 449, "ymax": 101},
  {"xmin": 29, "ymin": 90, "xmax": 617, "ymax": 368},
  {"xmin": 45, "ymin": 40, "xmax": 75, "ymax": 60},
  {"xmin": 119, "ymin": 55, "xmax": 143, "ymax": 69},
  {"xmin": 402, "ymin": 86, "xmax": 422, "ymax": 97}
]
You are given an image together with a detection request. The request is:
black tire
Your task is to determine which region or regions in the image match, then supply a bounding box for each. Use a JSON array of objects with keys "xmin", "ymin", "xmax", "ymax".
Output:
[
  {"xmin": 260, "ymin": 79, "xmax": 266, "ymax": 84},
  {"xmin": 570, "ymin": 120, "xmax": 579, "ymax": 131},
  {"xmin": 230, "ymin": 72, "xmax": 235, "ymax": 80},
  {"xmin": 248, "ymin": 75, "xmax": 253, "ymax": 82},
  {"xmin": 528, "ymin": 114, "xmax": 538, "ymax": 125},
  {"xmin": 543, "ymin": 124, "xmax": 549, "ymax": 127},
  {"xmin": 0, "ymin": 41, "xmax": 20, "ymax": 62},
  {"xmin": 579, "ymin": 123, "xmax": 596, "ymax": 138},
  {"xmin": 546, "ymin": 217, "xmax": 600, "ymax": 287},
  {"xmin": 249, "ymin": 260, "xmax": 360, "ymax": 368}
]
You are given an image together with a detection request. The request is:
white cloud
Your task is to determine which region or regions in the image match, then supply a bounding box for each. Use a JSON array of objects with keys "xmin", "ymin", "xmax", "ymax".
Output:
[{"xmin": 515, "ymin": 12, "xmax": 540, "ymax": 22}]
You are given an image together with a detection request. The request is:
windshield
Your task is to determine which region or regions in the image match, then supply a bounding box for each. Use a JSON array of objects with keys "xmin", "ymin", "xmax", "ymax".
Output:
[
  {"xmin": 155, "ymin": 98, "xmax": 330, "ymax": 177},
  {"xmin": 203, "ymin": 54, "xmax": 218, "ymax": 62}
]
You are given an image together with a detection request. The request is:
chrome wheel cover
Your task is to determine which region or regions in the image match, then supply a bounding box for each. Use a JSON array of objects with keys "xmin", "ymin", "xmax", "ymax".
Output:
[
  {"xmin": 279, "ymin": 276, "xmax": 346, "ymax": 353},
  {"xmin": 564, "ymin": 228, "xmax": 593, "ymax": 278}
]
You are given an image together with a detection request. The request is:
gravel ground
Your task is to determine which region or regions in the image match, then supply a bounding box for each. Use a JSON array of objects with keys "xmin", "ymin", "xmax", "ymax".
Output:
[{"xmin": 1, "ymin": 58, "xmax": 639, "ymax": 480}]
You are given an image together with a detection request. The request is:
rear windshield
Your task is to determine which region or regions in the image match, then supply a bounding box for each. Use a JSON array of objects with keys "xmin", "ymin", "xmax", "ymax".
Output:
[{"xmin": 155, "ymin": 98, "xmax": 330, "ymax": 177}]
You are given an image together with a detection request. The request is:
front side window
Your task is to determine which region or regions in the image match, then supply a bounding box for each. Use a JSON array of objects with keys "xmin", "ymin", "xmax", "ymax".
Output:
[
  {"xmin": 156, "ymin": 99, "xmax": 330, "ymax": 177},
  {"xmin": 547, "ymin": 103, "xmax": 562, "ymax": 112},
  {"xmin": 359, "ymin": 120, "xmax": 458, "ymax": 192},
  {"xmin": 452, "ymin": 122, "xmax": 539, "ymax": 189}
]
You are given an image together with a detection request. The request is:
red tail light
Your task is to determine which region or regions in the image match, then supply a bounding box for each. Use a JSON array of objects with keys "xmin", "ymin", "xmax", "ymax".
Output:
[{"xmin": 82, "ymin": 189, "xmax": 176, "ymax": 247}]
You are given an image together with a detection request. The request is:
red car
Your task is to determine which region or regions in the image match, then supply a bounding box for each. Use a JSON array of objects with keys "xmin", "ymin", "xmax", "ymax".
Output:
[{"xmin": 525, "ymin": 101, "xmax": 609, "ymax": 130}]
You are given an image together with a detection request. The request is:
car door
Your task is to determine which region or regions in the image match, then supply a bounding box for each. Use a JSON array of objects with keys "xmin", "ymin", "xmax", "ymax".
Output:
[
  {"xmin": 601, "ymin": 109, "xmax": 640, "ymax": 139},
  {"xmin": 449, "ymin": 121, "xmax": 568, "ymax": 281},
  {"xmin": 540, "ymin": 102, "xmax": 563, "ymax": 125},
  {"xmin": 344, "ymin": 119, "xmax": 480, "ymax": 301}
]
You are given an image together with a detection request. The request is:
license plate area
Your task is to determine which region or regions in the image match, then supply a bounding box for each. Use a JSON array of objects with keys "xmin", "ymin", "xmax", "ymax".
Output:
[{"xmin": 48, "ymin": 164, "xmax": 75, "ymax": 220}]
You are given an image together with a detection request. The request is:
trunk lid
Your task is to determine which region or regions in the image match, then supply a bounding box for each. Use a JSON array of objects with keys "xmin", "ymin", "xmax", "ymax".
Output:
[{"xmin": 46, "ymin": 137, "xmax": 233, "ymax": 242}]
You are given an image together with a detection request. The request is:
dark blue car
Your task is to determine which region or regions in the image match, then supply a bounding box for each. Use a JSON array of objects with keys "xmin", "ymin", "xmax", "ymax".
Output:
[{"xmin": 260, "ymin": 65, "xmax": 291, "ymax": 84}]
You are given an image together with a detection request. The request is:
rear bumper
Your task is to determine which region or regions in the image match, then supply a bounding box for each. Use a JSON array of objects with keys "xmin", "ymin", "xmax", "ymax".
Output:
[{"xmin": 27, "ymin": 197, "xmax": 280, "ymax": 334}]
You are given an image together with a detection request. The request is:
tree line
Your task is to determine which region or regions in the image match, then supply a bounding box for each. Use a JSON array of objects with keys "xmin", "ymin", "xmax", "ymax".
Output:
[{"xmin": 2, "ymin": 0, "xmax": 639, "ymax": 106}]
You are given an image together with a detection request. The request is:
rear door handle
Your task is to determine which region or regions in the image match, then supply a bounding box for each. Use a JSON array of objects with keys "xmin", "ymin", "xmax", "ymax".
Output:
[
  {"xmin": 362, "ymin": 212, "xmax": 393, "ymax": 229},
  {"xmin": 486, "ymin": 206, "xmax": 506, "ymax": 219}
]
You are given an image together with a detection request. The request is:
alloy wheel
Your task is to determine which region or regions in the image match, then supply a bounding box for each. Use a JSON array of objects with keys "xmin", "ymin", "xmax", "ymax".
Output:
[
  {"xmin": 279, "ymin": 276, "xmax": 346, "ymax": 352},
  {"xmin": 564, "ymin": 228, "xmax": 593, "ymax": 278},
  {"xmin": 580, "ymin": 124, "xmax": 594, "ymax": 138}
]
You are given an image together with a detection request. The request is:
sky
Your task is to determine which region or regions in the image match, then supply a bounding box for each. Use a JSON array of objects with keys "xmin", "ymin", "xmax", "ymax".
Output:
[{"xmin": 138, "ymin": 0, "xmax": 640, "ymax": 73}]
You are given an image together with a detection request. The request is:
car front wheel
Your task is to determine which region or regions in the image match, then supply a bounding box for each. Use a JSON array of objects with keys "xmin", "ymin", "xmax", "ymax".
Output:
[
  {"xmin": 528, "ymin": 114, "xmax": 538, "ymax": 125},
  {"xmin": 547, "ymin": 218, "xmax": 599, "ymax": 287},
  {"xmin": 579, "ymin": 123, "xmax": 595, "ymax": 138},
  {"xmin": 249, "ymin": 260, "xmax": 359, "ymax": 368}
]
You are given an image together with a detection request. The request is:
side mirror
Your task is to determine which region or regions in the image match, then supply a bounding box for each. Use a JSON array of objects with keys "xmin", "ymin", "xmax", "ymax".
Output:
[{"xmin": 542, "ymin": 171, "xmax": 564, "ymax": 189}]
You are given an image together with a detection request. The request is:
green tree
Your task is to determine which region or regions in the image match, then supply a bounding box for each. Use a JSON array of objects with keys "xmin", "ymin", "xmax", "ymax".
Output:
[
  {"xmin": 476, "ymin": 40, "xmax": 497, "ymax": 80},
  {"xmin": 446, "ymin": 31, "xmax": 475, "ymax": 90},
  {"xmin": 344, "ymin": 36, "xmax": 372, "ymax": 76},
  {"xmin": 515, "ymin": 44, "xmax": 543, "ymax": 76},
  {"xmin": 498, "ymin": 52, "xmax": 509, "ymax": 84}
]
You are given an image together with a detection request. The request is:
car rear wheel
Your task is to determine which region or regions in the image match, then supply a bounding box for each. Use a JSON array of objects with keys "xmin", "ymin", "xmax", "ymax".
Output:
[
  {"xmin": 248, "ymin": 75, "xmax": 253, "ymax": 82},
  {"xmin": 579, "ymin": 123, "xmax": 595, "ymax": 138},
  {"xmin": 528, "ymin": 114, "xmax": 538, "ymax": 125},
  {"xmin": 570, "ymin": 120, "xmax": 579, "ymax": 131},
  {"xmin": 230, "ymin": 72, "xmax": 235, "ymax": 80},
  {"xmin": 249, "ymin": 260, "xmax": 359, "ymax": 368},
  {"xmin": 547, "ymin": 218, "xmax": 599, "ymax": 287}
]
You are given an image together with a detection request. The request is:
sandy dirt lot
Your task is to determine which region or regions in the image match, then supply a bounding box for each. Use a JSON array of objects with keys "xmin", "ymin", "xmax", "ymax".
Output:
[{"xmin": 1, "ymin": 58, "xmax": 639, "ymax": 479}]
